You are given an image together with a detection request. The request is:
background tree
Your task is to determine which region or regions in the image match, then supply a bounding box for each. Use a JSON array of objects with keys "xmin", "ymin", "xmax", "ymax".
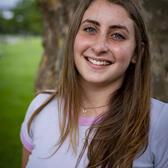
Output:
[
  {"xmin": 35, "ymin": 0, "xmax": 79, "ymax": 91},
  {"xmin": 143, "ymin": 0, "xmax": 168, "ymax": 101},
  {"xmin": 36, "ymin": 0, "xmax": 168, "ymax": 101}
]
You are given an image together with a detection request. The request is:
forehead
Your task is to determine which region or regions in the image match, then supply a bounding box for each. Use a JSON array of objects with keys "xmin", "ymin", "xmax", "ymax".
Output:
[{"xmin": 82, "ymin": 0, "xmax": 134, "ymax": 28}]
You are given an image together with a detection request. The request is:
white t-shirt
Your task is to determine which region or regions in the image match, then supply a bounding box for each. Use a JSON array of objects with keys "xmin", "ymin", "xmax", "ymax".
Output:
[{"xmin": 20, "ymin": 93, "xmax": 168, "ymax": 168}]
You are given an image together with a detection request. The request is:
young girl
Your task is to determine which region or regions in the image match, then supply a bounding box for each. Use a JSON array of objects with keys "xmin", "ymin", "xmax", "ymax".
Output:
[{"xmin": 20, "ymin": 0, "xmax": 168, "ymax": 167}]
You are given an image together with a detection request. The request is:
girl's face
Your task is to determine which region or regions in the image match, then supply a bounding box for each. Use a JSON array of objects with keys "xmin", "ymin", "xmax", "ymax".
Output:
[{"xmin": 74, "ymin": 0, "xmax": 136, "ymax": 89}]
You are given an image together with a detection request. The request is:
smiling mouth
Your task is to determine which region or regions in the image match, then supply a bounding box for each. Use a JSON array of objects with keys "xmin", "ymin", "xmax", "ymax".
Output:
[{"xmin": 86, "ymin": 57, "xmax": 112, "ymax": 66}]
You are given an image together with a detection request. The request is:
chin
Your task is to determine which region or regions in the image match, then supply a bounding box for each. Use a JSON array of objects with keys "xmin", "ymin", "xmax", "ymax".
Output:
[{"xmin": 81, "ymin": 76, "xmax": 109, "ymax": 86}]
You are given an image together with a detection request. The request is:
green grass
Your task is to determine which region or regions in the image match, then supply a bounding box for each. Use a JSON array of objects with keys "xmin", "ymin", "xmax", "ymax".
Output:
[{"xmin": 0, "ymin": 36, "xmax": 42, "ymax": 168}]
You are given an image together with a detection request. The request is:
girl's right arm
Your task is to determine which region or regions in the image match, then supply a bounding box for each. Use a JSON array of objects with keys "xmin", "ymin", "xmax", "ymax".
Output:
[{"xmin": 21, "ymin": 147, "xmax": 31, "ymax": 168}]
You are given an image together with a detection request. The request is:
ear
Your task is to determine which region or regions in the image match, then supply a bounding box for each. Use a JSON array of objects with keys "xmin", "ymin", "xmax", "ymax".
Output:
[
  {"xmin": 131, "ymin": 42, "xmax": 144, "ymax": 64},
  {"xmin": 131, "ymin": 54, "xmax": 136, "ymax": 64}
]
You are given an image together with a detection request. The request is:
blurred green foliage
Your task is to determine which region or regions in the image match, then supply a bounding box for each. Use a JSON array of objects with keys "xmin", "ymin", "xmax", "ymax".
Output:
[
  {"xmin": 0, "ymin": 36, "xmax": 42, "ymax": 167},
  {"xmin": 0, "ymin": 0, "xmax": 42, "ymax": 35}
]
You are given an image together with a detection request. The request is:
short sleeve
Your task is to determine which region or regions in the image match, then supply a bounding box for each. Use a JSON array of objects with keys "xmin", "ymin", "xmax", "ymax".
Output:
[
  {"xmin": 151, "ymin": 103, "xmax": 168, "ymax": 168},
  {"xmin": 20, "ymin": 94, "xmax": 51, "ymax": 152}
]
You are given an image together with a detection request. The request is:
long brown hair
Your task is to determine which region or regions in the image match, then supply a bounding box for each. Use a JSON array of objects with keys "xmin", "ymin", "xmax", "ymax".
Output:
[{"xmin": 28, "ymin": 0, "xmax": 151, "ymax": 167}]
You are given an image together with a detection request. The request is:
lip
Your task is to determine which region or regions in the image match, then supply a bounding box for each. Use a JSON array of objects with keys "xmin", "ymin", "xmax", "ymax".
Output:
[
  {"xmin": 84, "ymin": 56, "xmax": 113, "ymax": 70},
  {"xmin": 85, "ymin": 56, "xmax": 113, "ymax": 64}
]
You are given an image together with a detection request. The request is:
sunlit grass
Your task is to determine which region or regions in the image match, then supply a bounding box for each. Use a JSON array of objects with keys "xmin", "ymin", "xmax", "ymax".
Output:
[{"xmin": 0, "ymin": 36, "xmax": 42, "ymax": 168}]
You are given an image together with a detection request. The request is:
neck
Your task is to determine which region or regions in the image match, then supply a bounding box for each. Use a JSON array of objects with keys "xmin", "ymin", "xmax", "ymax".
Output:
[
  {"xmin": 79, "ymin": 80, "xmax": 122, "ymax": 117},
  {"xmin": 82, "ymin": 86, "xmax": 111, "ymax": 108}
]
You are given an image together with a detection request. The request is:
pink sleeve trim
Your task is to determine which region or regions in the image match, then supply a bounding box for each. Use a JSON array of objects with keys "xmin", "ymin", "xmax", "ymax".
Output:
[{"xmin": 20, "ymin": 124, "xmax": 33, "ymax": 152}]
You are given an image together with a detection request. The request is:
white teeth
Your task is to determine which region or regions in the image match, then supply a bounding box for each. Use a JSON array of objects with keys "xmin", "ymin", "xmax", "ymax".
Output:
[{"xmin": 87, "ymin": 57, "xmax": 110, "ymax": 66}]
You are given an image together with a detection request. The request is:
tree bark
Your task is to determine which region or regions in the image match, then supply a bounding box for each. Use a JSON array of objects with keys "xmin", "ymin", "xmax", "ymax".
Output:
[
  {"xmin": 35, "ymin": 0, "xmax": 168, "ymax": 101},
  {"xmin": 143, "ymin": 0, "xmax": 168, "ymax": 101},
  {"xmin": 35, "ymin": 0, "xmax": 79, "ymax": 92}
]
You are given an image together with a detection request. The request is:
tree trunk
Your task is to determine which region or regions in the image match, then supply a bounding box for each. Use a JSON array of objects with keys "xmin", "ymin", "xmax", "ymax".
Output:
[
  {"xmin": 35, "ymin": 0, "xmax": 168, "ymax": 101},
  {"xmin": 35, "ymin": 0, "xmax": 79, "ymax": 92},
  {"xmin": 143, "ymin": 0, "xmax": 168, "ymax": 101}
]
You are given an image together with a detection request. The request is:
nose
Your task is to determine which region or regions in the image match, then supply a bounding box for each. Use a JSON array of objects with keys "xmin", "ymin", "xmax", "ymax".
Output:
[{"xmin": 92, "ymin": 35, "xmax": 109, "ymax": 56}]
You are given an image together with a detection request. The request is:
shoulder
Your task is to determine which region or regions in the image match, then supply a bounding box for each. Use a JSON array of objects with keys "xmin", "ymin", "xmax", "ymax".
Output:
[
  {"xmin": 23, "ymin": 90, "xmax": 58, "ymax": 122},
  {"xmin": 151, "ymin": 98, "xmax": 167, "ymax": 112},
  {"xmin": 150, "ymin": 98, "xmax": 168, "ymax": 134},
  {"xmin": 149, "ymin": 99, "xmax": 168, "ymax": 166},
  {"xmin": 20, "ymin": 90, "xmax": 60, "ymax": 153},
  {"xmin": 150, "ymin": 98, "xmax": 168, "ymax": 128}
]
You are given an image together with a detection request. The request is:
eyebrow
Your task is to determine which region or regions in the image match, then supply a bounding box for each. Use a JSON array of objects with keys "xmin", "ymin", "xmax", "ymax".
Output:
[{"xmin": 82, "ymin": 19, "xmax": 129, "ymax": 33}]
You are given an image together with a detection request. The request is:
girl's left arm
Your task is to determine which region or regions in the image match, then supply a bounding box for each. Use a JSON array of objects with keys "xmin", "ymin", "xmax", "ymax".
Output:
[{"xmin": 21, "ymin": 147, "xmax": 31, "ymax": 168}]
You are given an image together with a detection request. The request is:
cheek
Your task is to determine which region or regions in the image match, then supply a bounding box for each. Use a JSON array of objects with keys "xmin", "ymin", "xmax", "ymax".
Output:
[
  {"xmin": 74, "ymin": 33, "xmax": 92, "ymax": 54},
  {"xmin": 74, "ymin": 36, "xmax": 80, "ymax": 55},
  {"xmin": 114, "ymin": 44, "xmax": 135, "ymax": 64}
]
